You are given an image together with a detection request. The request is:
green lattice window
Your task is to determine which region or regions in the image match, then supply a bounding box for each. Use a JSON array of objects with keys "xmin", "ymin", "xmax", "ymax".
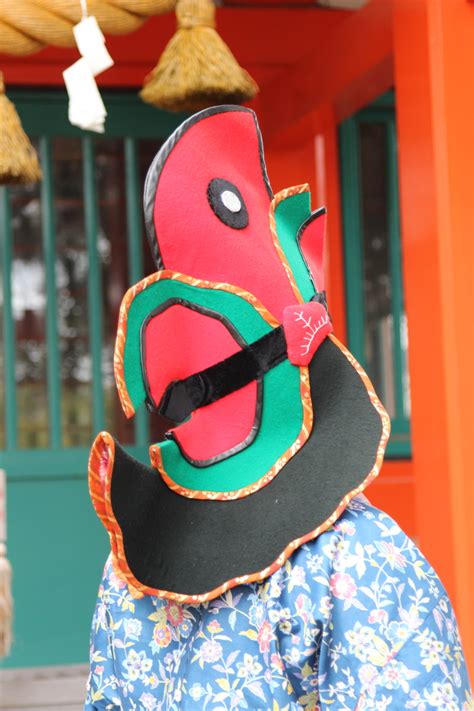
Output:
[
  {"xmin": 339, "ymin": 92, "xmax": 411, "ymax": 458},
  {"xmin": 0, "ymin": 91, "xmax": 185, "ymax": 479}
]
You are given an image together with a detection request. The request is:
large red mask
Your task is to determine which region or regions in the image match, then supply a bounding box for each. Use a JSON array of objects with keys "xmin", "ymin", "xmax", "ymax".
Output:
[{"xmin": 88, "ymin": 106, "xmax": 390, "ymax": 604}]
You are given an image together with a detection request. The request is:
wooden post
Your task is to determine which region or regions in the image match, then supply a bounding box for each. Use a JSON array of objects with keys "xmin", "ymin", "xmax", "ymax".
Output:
[{"xmin": 394, "ymin": 0, "xmax": 474, "ymax": 670}]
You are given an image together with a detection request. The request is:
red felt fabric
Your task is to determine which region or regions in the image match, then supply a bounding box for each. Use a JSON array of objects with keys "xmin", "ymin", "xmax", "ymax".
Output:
[
  {"xmin": 144, "ymin": 305, "xmax": 257, "ymax": 461},
  {"xmin": 152, "ymin": 111, "xmax": 296, "ymax": 321},
  {"xmin": 300, "ymin": 211, "xmax": 327, "ymax": 293},
  {"xmin": 283, "ymin": 302, "xmax": 333, "ymax": 366},
  {"xmin": 171, "ymin": 381, "xmax": 256, "ymax": 462}
]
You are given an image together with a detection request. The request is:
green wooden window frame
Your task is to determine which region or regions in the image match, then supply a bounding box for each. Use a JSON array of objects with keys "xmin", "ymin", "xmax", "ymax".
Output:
[
  {"xmin": 0, "ymin": 90, "xmax": 186, "ymax": 480},
  {"xmin": 339, "ymin": 92, "xmax": 411, "ymax": 458}
]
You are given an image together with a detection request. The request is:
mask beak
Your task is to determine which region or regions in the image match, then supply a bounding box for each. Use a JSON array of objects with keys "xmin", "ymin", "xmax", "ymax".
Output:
[
  {"xmin": 270, "ymin": 185, "xmax": 328, "ymax": 298},
  {"xmin": 297, "ymin": 206, "xmax": 327, "ymax": 294}
]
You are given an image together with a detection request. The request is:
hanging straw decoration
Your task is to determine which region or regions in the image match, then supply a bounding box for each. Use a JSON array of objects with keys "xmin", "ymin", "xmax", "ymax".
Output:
[
  {"xmin": 140, "ymin": 0, "xmax": 259, "ymax": 113},
  {"xmin": 0, "ymin": 470, "xmax": 12, "ymax": 658},
  {"xmin": 0, "ymin": 73, "xmax": 42, "ymax": 185},
  {"xmin": 0, "ymin": 0, "xmax": 176, "ymax": 56}
]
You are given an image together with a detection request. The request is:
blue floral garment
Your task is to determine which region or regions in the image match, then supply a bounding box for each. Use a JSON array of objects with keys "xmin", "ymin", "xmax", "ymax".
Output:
[{"xmin": 85, "ymin": 497, "xmax": 472, "ymax": 710}]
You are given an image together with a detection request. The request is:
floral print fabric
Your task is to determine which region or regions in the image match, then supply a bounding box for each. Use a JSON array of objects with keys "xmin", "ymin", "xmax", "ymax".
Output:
[{"xmin": 85, "ymin": 497, "xmax": 472, "ymax": 710}]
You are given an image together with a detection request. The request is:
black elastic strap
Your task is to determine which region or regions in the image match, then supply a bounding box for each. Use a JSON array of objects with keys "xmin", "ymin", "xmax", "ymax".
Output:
[
  {"xmin": 156, "ymin": 327, "xmax": 287, "ymax": 423},
  {"xmin": 313, "ymin": 290, "xmax": 329, "ymax": 312}
]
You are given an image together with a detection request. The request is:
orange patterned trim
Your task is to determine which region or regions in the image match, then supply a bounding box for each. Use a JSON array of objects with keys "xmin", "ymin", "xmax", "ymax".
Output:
[
  {"xmin": 268, "ymin": 184, "xmax": 310, "ymax": 306},
  {"xmin": 89, "ymin": 334, "xmax": 390, "ymax": 604},
  {"xmin": 114, "ymin": 269, "xmax": 280, "ymax": 419},
  {"xmin": 149, "ymin": 364, "xmax": 313, "ymax": 500},
  {"xmin": 115, "ymin": 265, "xmax": 312, "ymax": 501},
  {"xmin": 89, "ymin": 433, "xmax": 142, "ymax": 600}
]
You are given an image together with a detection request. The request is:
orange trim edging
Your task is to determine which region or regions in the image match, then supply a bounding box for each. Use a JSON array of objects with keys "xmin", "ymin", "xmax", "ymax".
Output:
[
  {"xmin": 114, "ymin": 269, "xmax": 280, "ymax": 419},
  {"xmin": 268, "ymin": 183, "xmax": 310, "ymax": 306},
  {"xmin": 89, "ymin": 333, "xmax": 390, "ymax": 604},
  {"xmin": 149, "ymin": 363, "xmax": 313, "ymax": 501},
  {"xmin": 115, "ymin": 265, "xmax": 313, "ymax": 501}
]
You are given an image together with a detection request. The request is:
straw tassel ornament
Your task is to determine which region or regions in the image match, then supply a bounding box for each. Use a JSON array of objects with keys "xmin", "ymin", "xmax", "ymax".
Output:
[
  {"xmin": 140, "ymin": 0, "xmax": 259, "ymax": 112},
  {"xmin": 0, "ymin": 470, "xmax": 12, "ymax": 658},
  {"xmin": 0, "ymin": 0, "xmax": 176, "ymax": 55},
  {"xmin": 0, "ymin": 73, "xmax": 42, "ymax": 185}
]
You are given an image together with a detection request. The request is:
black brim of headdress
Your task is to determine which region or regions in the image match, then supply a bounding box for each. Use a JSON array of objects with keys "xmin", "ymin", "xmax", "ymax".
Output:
[{"xmin": 92, "ymin": 336, "xmax": 387, "ymax": 601}]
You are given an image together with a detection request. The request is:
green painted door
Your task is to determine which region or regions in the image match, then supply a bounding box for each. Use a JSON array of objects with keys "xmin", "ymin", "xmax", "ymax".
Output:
[
  {"xmin": 339, "ymin": 92, "xmax": 411, "ymax": 459},
  {"xmin": 0, "ymin": 91, "xmax": 185, "ymax": 668}
]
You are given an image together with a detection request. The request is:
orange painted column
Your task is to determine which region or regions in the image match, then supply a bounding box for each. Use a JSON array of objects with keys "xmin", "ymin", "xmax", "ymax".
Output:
[{"xmin": 394, "ymin": 0, "xmax": 474, "ymax": 673}]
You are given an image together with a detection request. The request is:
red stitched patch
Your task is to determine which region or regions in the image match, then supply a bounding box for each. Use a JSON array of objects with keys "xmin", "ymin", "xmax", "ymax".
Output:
[{"xmin": 283, "ymin": 302, "xmax": 333, "ymax": 366}]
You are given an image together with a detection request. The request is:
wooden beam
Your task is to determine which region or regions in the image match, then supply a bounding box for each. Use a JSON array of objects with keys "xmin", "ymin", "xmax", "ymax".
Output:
[
  {"xmin": 0, "ymin": 8, "xmax": 345, "ymax": 89},
  {"xmin": 261, "ymin": 0, "xmax": 393, "ymax": 145}
]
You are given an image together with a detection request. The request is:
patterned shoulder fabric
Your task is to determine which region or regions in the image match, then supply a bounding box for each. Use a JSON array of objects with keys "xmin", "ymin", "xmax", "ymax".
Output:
[{"xmin": 85, "ymin": 498, "xmax": 472, "ymax": 710}]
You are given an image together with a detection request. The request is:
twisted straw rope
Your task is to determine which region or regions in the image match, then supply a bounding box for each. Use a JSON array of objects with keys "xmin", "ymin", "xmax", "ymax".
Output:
[{"xmin": 0, "ymin": 0, "xmax": 176, "ymax": 56}]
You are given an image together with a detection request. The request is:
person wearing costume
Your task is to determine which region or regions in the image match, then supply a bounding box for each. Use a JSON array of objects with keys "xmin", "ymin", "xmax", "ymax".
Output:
[{"xmin": 85, "ymin": 106, "xmax": 472, "ymax": 710}]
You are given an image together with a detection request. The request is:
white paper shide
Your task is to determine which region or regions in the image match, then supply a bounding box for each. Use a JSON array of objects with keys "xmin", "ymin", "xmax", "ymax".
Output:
[{"xmin": 63, "ymin": 15, "xmax": 114, "ymax": 133}]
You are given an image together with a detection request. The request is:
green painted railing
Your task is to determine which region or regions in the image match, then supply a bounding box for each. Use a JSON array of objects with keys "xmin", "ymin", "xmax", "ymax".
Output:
[
  {"xmin": 0, "ymin": 189, "xmax": 17, "ymax": 451},
  {"xmin": 0, "ymin": 91, "xmax": 185, "ymax": 481},
  {"xmin": 0, "ymin": 91, "xmax": 188, "ymax": 669},
  {"xmin": 40, "ymin": 137, "xmax": 62, "ymax": 449},
  {"xmin": 83, "ymin": 135, "xmax": 106, "ymax": 436},
  {"xmin": 124, "ymin": 137, "xmax": 149, "ymax": 448}
]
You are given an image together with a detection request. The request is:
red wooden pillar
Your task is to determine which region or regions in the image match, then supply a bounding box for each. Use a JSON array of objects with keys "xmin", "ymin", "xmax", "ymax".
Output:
[{"xmin": 394, "ymin": 0, "xmax": 474, "ymax": 672}]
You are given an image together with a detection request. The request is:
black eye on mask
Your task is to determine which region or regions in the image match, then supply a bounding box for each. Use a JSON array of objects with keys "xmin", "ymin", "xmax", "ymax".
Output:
[{"xmin": 207, "ymin": 178, "xmax": 249, "ymax": 230}]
